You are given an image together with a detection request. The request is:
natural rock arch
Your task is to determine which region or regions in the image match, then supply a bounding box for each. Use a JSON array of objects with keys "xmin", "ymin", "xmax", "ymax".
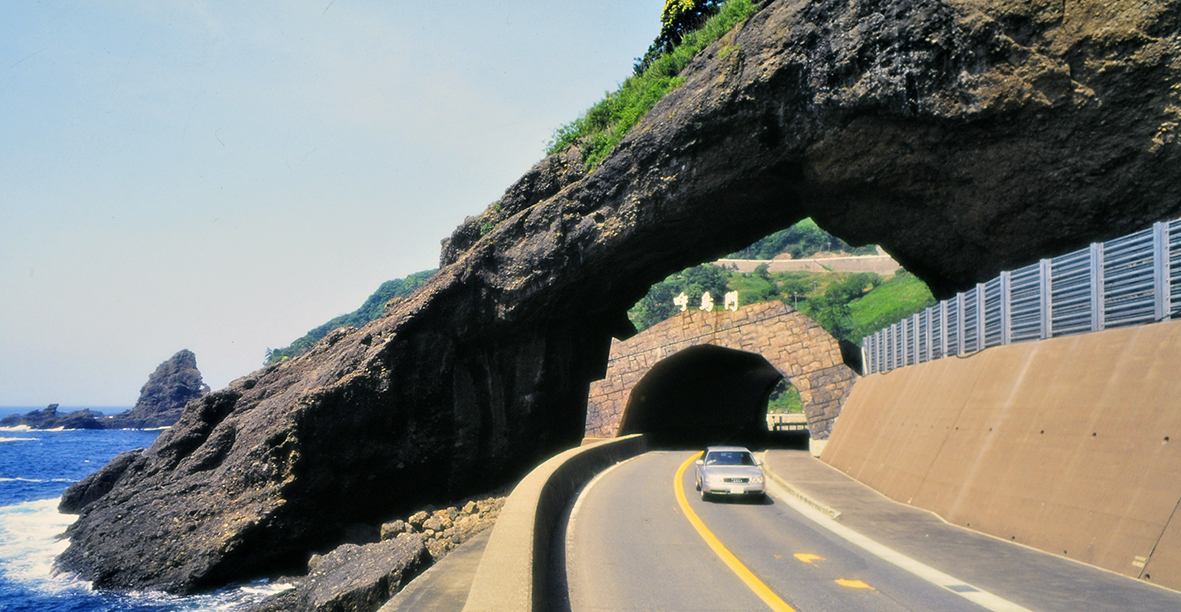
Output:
[
  {"xmin": 586, "ymin": 302, "xmax": 855, "ymax": 440},
  {"xmin": 58, "ymin": 0, "xmax": 1181, "ymax": 593}
]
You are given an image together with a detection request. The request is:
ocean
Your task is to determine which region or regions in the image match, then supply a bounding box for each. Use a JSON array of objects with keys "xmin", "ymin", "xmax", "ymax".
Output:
[{"xmin": 0, "ymin": 408, "xmax": 287, "ymax": 612}]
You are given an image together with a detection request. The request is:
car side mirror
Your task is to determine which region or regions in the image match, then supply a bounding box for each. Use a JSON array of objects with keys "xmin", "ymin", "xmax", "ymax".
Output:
[
  {"xmin": 757, "ymin": 460, "xmax": 765, "ymax": 467},
  {"xmin": 695, "ymin": 459, "xmax": 704, "ymax": 466}
]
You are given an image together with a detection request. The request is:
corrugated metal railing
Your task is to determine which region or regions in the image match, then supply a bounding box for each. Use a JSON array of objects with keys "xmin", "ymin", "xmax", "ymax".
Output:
[{"xmin": 862, "ymin": 219, "xmax": 1181, "ymax": 375}]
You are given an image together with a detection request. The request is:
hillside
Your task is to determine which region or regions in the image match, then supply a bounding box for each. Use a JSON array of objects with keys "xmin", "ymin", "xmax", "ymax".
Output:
[
  {"xmin": 265, "ymin": 269, "xmax": 437, "ymax": 364},
  {"xmin": 628, "ymin": 220, "xmax": 936, "ymax": 344}
]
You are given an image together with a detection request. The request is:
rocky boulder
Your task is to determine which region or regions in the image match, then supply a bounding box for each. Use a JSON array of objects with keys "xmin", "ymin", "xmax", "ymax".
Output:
[
  {"xmin": 0, "ymin": 404, "xmax": 105, "ymax": 430},
  {"xmin": 107, "ymin": 350, "xmax": 210, "ymax": 429},
  {"xmin": 254, "ymin": 534, "xmax": 429, "ymax": 612},
  {"xmin": 250, "ymin": 489, "xmax": 506, "ymax": 612},
  {"xmin": 56, "ymin": 0, "xmax": 1181, "ymax": 594}
]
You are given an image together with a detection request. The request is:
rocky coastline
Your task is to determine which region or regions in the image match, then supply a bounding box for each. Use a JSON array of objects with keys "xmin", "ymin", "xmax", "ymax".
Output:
[
  {"xmin": 1, "ymin": 350, "xmax": 209, "ymax": 431},
  {"xmin": 0, "ymin": 404, "xmax": 107, "ymax": 430},
  {"xmin": 251, "ymin": 488, "xmax": 508, "ymax": 612}
]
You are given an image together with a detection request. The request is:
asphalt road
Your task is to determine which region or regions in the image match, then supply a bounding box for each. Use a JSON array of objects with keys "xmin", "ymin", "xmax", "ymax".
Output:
[{"xmin": 558, "ymin": 450, "xmax": 995, "ymax": 612}]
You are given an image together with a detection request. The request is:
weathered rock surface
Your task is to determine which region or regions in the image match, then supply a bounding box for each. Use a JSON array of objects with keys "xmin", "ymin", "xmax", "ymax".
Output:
[
  {"xmin": 251, "ymin": 491, "xmax": 505, "ymax": 612},
  {"xmin": 57, "ymin": 0, "xmax": 1181, "ymax": 594},
  {"xmin": 254, "ymin": 534, "xmax": 429, "ymax": 612},
  {"xmin": 58, "ymin": 449, "xmax": 145, "ymax": 513},
  {"xmin": 108, "ymin": 349, "xmax": 210, "ymax": 429},
  {"xmin": 0, "ymin": 404, "xmax": 105, "ymax": 429}
]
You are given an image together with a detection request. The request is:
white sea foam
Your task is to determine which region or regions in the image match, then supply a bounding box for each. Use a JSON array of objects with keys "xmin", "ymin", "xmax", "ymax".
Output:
[
  {"xmin": 0, "ymin": 437, "xmax": 36, "ymax": 442},
  {"xmin": 0, "ymin": 497, "xmax": 293, "ymax": 610},
  {"xmin": 0, "ymin": 497, "xmax": 82, "ymax": 595},
  {"xmin": 0, "ymin": 425, "xmax": 33, "ymax": 432},
  {"xmin": 0, "ymin": 478, "xmax": 76, "ymax": 483}
]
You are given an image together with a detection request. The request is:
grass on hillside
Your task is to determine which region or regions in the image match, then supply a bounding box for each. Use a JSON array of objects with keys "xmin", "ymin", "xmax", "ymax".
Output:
[
  {"xmin": 265, "ymin": 269, "xmax": 437, "ymax": 364},
  {"xmin": 766, "ymin": 380, "xmax": 803, "ymax": 414},
  {"xmin": 848, "ymin": 271, "xmax": 937, "ymax": 342},
  {"xmin": 546, "ymin": 0, "xmax": 758, "ymax": 168}
]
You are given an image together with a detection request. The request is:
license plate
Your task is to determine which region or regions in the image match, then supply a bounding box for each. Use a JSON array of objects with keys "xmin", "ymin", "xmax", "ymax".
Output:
[{"xmin": 731, "ymin": 487, "xmax": 744, "ymax": 494}]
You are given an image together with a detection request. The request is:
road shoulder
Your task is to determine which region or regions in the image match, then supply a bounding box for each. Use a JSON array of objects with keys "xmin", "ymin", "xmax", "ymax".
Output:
[{"xmin": 762, "ymin": 449, "xmax": 1181, "ymax": 612}]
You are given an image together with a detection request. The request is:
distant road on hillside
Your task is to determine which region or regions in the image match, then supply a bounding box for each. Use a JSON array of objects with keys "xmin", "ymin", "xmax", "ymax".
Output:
[{"xmin": 716, "ymin": 254, "xmax": 901, "ymax": 275}]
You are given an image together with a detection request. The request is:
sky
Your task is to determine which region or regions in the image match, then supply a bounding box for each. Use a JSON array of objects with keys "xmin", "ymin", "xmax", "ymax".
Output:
[{"xmin": 1, "ymin": 0, "xmax": 665, "ymax": 407}]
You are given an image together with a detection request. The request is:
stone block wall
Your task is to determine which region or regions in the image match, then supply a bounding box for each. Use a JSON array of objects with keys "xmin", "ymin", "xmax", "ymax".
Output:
[{"xmin": 585, "ymin": 301, "xmax": 857, "ymax": 439}]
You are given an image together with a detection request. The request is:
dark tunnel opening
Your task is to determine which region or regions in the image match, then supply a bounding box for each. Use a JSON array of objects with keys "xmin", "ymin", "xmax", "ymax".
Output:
[{"xmin": 616, "ymin": 344, "xmax": 809, "ymax": 450}]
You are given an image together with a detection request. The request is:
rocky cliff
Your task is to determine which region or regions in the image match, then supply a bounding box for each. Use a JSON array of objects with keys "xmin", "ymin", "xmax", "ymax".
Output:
[
  {"xmin": 57, "ymin": 0, "xmax": 1181, "ymax": 593},
  {"xmin": 107, "ymin": 350, "xmax": 210, "ymax": 429}
]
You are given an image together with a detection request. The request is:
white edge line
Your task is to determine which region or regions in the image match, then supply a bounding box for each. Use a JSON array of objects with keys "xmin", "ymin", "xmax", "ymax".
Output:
[{"xmin": 763, "ymin": 476, "xmax": 1036, "ymax": 612}]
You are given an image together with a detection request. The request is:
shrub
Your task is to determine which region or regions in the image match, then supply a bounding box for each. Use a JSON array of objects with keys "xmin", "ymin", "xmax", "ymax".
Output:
[{"xmin": 546, "ymin": 0, "xmax": 758, "ymax": 168}]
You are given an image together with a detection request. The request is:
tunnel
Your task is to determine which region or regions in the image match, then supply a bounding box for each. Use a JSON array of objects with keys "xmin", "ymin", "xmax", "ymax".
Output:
[{"xmin": 616, "ymin": 344, "xmax": 794, "ymax": 448}]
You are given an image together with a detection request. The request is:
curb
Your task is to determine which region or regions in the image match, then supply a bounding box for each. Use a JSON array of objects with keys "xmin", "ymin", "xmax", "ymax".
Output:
[
  {"xmin": 758, "ymin": 452, "xmax": 842, "ymax": 521},
  {"xmin": 461, "ymin": 434, "xmax": 649, "ymax": 612}
]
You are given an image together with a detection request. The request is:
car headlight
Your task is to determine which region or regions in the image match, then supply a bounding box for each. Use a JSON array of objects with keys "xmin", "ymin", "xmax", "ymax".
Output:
[{"xmin": 750, "ymin": 475, "xmax": 764, "ymax": 484}]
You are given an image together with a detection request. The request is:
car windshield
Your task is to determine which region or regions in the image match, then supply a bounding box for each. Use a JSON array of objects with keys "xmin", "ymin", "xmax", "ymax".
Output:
[{"xmin": 705, "ymin": 451, "xmax": 755, "ymax": 466}]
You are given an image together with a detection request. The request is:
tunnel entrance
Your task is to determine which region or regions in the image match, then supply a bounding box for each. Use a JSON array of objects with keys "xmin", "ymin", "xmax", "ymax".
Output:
[
  {"xmin": 585, "ymin": 302, "xmax": 857, "ymax": 442},
  {"xmin": 616, "ymin": 344, "xmax": 794, "ymax": 448}
]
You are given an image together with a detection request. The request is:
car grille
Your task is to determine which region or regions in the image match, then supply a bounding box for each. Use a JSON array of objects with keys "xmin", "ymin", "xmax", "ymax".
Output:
[{"xmin": 723, "ymin": 477, "xmax": 749, "ymax": 483}]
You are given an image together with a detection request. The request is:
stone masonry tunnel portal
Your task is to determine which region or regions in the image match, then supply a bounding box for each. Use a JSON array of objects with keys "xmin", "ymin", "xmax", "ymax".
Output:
[{"xmin": 586, "ymin": 301, "xmax": 857, "ymax": 444}]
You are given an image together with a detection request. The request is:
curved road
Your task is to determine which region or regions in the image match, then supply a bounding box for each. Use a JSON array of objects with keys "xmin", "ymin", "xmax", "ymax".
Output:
[
  {"xmin": 557, "ymin": 450, "xmax": 1181, "ymax": 612},
  {"xmin": 559, "ymin": 450, "xmax": 992, "ymax": 612}
]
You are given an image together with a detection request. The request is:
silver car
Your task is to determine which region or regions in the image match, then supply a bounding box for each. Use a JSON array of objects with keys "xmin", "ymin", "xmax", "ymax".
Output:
[{"xmin": 694, "ymin": 446, "xmax": 766, "ymax": 500}]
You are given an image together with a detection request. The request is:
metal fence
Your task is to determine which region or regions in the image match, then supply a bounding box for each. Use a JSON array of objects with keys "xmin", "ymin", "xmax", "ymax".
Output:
[{"xmin": 862, "ymin": 219, "xmax": 1181, "ymax": 375}]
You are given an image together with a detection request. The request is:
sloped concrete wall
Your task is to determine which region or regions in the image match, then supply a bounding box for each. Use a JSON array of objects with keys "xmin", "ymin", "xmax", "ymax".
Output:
[
  {"xmin": 585, "ymin": 301, "xmax": 856, "ymax": 439},
  {"xmin": 821, "ymin": 319, "xmax": 1181, "ymax": 590}
]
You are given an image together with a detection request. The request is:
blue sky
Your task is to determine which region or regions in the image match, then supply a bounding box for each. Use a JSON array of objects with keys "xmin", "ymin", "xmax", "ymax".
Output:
[{"xmin": 1, "ymin": 1, "xmax": 664, "ymax": 406}]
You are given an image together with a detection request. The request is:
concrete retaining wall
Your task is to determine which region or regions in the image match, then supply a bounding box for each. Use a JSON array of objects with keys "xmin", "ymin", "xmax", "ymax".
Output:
[
  {"xmin": 821, "ymin": 319, "xmax": 1181, "ymax": 591},
  {"xmin": 462, "ymin": 434, "xmax": 648, "ymax": 612}
]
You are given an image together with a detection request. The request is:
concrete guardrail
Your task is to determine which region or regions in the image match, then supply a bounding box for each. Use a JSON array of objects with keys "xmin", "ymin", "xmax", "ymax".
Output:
[{"xmin": 461, "ymin": 434, "xmax": 649, "ymax": 612}]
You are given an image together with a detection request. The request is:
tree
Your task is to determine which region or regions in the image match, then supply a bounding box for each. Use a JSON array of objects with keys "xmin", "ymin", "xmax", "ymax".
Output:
[
  {"xmin": 634, "ymin": 0, "xmax": 724, "ymax": 74},
  {"xmin": 800, "ymin": 273, "xmax": 880, "ymax": 342},
  {"xmin": 628, "ymin": 263, "xmax": 732, "ymax": 331}
]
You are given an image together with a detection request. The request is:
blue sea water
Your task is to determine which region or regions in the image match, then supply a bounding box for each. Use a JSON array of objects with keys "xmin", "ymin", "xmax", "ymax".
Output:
[{"xmin": 0, "ymin": 418, "xmax": 287, "ymax": 611}]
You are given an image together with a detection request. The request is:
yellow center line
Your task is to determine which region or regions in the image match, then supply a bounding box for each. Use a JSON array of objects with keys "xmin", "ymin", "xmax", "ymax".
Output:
[{"xmin": 674, "ymin": 453, "xmax": 798, "ymax": 612}]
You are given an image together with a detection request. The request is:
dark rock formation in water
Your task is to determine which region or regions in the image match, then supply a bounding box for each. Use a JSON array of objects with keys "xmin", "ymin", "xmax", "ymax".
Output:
[
  {"xmin": 56, "ymin": 0, "xmax": 1181, "ymax": 594},
  {"xmin": 0, "ymin": 351, "xmax": 208, "ymax": 432},
  {"xmin": 250, "ymin": 493, "xmax": 505, "ymax": 612},
  {"xmin": 0, "ymin": 404, "xmax": 105, "ymax": 429},
  {"xmin": 107, "ymin": 350, "xmax": 210, "ymax": 429}
]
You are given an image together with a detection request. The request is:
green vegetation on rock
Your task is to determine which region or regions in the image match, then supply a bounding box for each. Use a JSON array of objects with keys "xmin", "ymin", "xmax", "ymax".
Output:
[
  {"xmin": 766, "ymin": 380, "xmax": 803, "ymax": 414},
  {"xmin": 265, "ymin": 269, "xmax": 437, "ymax": 364},
  {"xmin": 848, "ymin": 270, "xmax": 938, "ymax": 342},
  {"xmin": 730, "ymin": 219, "xmax": 879, "ymax": 260},
  {"xmin": 546, "ymin": 0, "xmax": 758, "ymax": 168}
]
